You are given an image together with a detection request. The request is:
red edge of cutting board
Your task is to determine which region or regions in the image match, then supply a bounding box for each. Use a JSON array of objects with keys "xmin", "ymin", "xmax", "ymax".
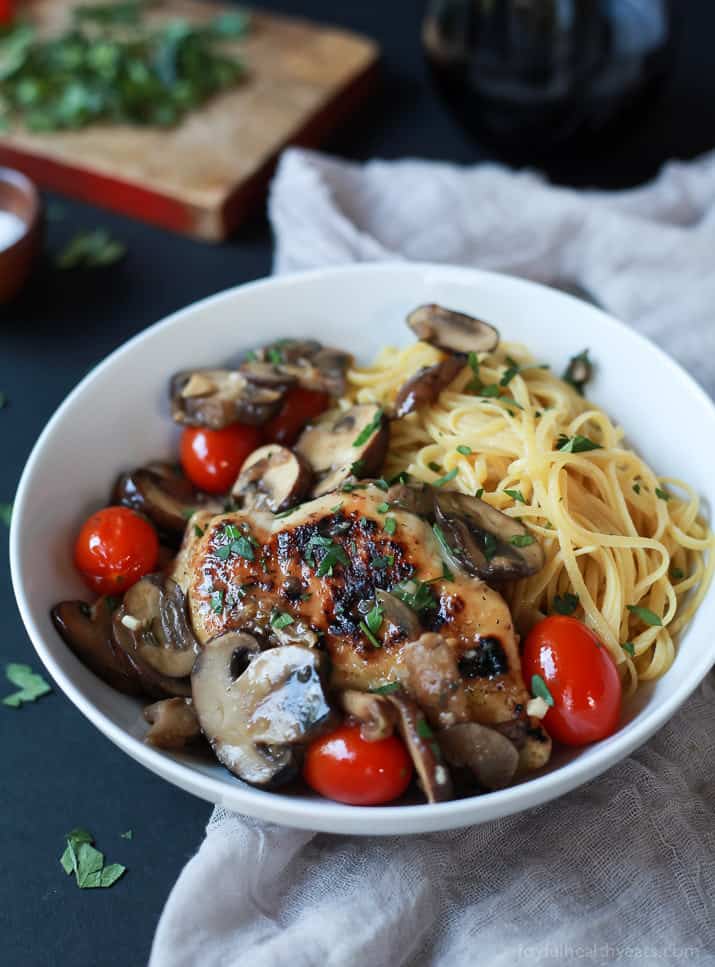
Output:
[{"xmin": 0, "ymin": 55, "xmax": 379, "ymax": 242}]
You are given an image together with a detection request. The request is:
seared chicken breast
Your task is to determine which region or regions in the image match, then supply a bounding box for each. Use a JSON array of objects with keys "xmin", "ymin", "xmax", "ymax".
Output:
[{"xmin": 185, "ymin": 484, "xmax": 550, "ymax": 772}]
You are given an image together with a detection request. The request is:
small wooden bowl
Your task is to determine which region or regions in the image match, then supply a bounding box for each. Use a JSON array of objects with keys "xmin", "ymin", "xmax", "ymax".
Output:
[{"xmin": 0, "ymin": 167, "xmax": 42, "ymax": 305}]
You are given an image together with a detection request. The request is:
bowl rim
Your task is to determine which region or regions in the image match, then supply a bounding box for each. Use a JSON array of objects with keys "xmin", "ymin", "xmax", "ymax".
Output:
[{"xmin": 10, "ymin": 261, "xmax": 715, "ymax": 835}]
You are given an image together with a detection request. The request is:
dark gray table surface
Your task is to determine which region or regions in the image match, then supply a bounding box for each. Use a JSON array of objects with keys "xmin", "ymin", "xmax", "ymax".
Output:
[{"xmin": 3, "ymin": 2, "xmax": 715, "ymax": 964}]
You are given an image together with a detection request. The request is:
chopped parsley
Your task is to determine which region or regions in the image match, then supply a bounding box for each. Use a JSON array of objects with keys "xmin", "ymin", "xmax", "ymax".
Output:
[
  {"xmin": 210, "ymin": 590, "xmax": 224, "ymax": 614},
  {"xmin": 466, "ymin": 351, "xmax": 482, "ymax": 393},
  {"xmin": 563, "ymin": 349, "xmax": 592, "ymax": 395},
  {"xmin": 3, "ymin": 663, "xmax": 52, "ymax": 708},
  {"xmin": 670, "ymin": 566, "xmax": 685, "ymax": 580},
  {"xmin": 433, "ymin": 468, "xmax": 458, "ymax": 487},
  {"xmin": 441, "ymin": 562, "xmax": 454, "ymax": 581},
  {"xmin": 364, "ymin": 601, "xmax": 383, "ymax": 635},
  {"xmin": 352, "ymin": 409, "xmax": 383, "ymax": 447},
  {"xmin": 428, "ymin": 461, "xmax": 442, "ymax": 474},
  {"xmin": 432, "ymin": 523, "xmax": 453, "ymax": 559},
  {"xmin": 60, "ymin": 828, "xmax": 126, "ymax": 890},
  {"xmin": 480, "ymin": 384, "xmax": 500, "ymax": 398},
  {"xmin": 215, "ymin": 545, "xmax": 231, "ymax": 561},
  {"xmin": 56, "ymin": 230, "xmax": 126, "ymax": 269},
  {"xmin": 504, "ymin": 488, "xmax": 526, "ymax": 504},
  {"xmin": 553, "ymin": 592, "xmax": 579, "ymax": 615},
  {"xmin": 557, "ymin": 434, "xmax": 602, "ymax": 453},
  {"xmin": 483, "ymin": 532, "xmax": 498, "ymax": 561},
  {"xmin": 360, "ymin": 620, "xmax": 381, "ymax": 648},
  {"xmin": 232, "ymin": 536, "xmax": 255, "ymax": 561},
  {"xmin": 475, "ymin": 488, "xmax": 484, "ymax": 499},
  {"xmin": 531, "ymin": 674, "xmax": 554, "ymax": 707},
  {"xmin": 384, "ymin": 517, "xmax": 397, "ymax": 536},
  {"xmin": 349, "ymin": 459, "xmax": 365, "ymax": 477},
  {"xmin": 392, "ymin": 580, "xmax": 437, "ymax": 615},
  {"xmin": 655, "ymin": 487, "xmax": 670, "ymax": 502},
  {"xmin": 370, "ymin": 682, "xmax": 400, "ymax": 695},
  {"xmin": 275, "ymin": 506, "xmax": 299, "ymax": 519},
  {"xmin": 266, "ymin": 346, "xmax": 284, "ymax": 365},
  {"xmin": 633, "ymin": 483, "xmax": 641, "ymax": 495},
  {"xmin": 622, "ymin": 642, "xmax": 635, "ymax": 657},
  {"xmin": 304, "ymin": 534, "xmax": 348, "ymax": 577},
  {"xmin": 370, "ymin": 554, "xmax": 393, "ymax": 569},
  {"xmin": 627, "ymin": 604, "xmax": 662, "ymax": 627},
  {"xmin": 416, "ymin": 718, "xmax": 434, "ymax": 740},
  {"xmin": 330, "ymin": 502, "xmax": 344, "ymax": 513},
  {"xmin": 373, "ymin": 478, "xmax": 390, "ymax": 492},
  {"xmin": 499, "ymin": 358, "xmax": 521, "ymax": 386},
  {"xmin": 193, "ymin": 524, "xmax": 205, "ymax": 538},
  {"xmin": 510, "ymin": 534, "xmax": 535, "ymax": 547},
  {"xmin": 456, "ymin": 445, "xmax": 472, "ymax": 456},
  {"xmin": 270, "ymin": 610, "xmax": 294, "ymax": 630},
  {"xmin": 376, "ymin": 502, "xmax": 389, "ymax": 513}
]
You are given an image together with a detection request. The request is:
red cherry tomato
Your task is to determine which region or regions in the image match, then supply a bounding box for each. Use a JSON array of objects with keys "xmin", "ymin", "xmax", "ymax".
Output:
[
  {"xmin": 522, "ymin": 615, "xmax": 622, "ymax": 746},
  {"xmin": 264, "ymin": 387, "xmax": 330, "ymax": 446},
  {"xmin": 180, "ymin": 424, "xmax": 263, "ymax": 494},
  {"xmin": 74, "ymin": 506, "xmax": 159, "ymax": 595},
  {"xmin": 303, "ymin": 724, "xmax": 413, "ymax": 806}
]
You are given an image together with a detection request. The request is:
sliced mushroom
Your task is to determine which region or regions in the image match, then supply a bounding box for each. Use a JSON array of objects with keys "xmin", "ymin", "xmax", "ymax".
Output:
[
  {"xmin": 231, "ymin": 445, "xmax": 313, "ymax": 513},
  {"xmin": 113, "ymin": 462, "xmax": 221, "ymax": 536},
  {"xmin": 171, "ymin": 369, "xmax": 285, "ymax": 429},
  {"xmin": 407, "ymin": 304, "xmax": 499, "ymax": 355},
  {"xmin": 433, "ymin": 491, "xmax": 544, "ymax": 582},
  {"xmin": 375, "ymin": 590, "xmax": 422, "ymax": 644},
  {"xmin": 403, "ymin": 633, "xmax": 469, "ymax": 730},
  {"xmin": 51, "ymin": 598, "xmax": 146, "ymax": 696},
  {"xmin": 191, "ymin": 640, "xmax": 332, "ymax": 787},
  {"xmin": 296, "ymin": 404, "xmax": 389, "ymax": 497},
  {"xmin": 144, "ymin": 697, "xmax": 202, "ymax": 749},
  {"xmin": 438, "ymin": 722, "xmax": 519, "ymax": 790},
  {"xmin": 241, "ymin": 340, "xmax": 351, "ymax": 397},
  {"xmin": 341, "ymin": 689, "xmax": 397, "ymax": 741},
  {"xmin": 386, "ymin": 691, "xmax": 453, "ymax": 803},
  {"xmin": 393, "ymin": 356, "xmax": 462, "ymax": 419},
  {"xmin": 386, "ymin": 481, "xmax": 435, "ymax": 518},
  {"xmin": 113, "ymin": 576, "xmax": 198, "ymax": 680}
]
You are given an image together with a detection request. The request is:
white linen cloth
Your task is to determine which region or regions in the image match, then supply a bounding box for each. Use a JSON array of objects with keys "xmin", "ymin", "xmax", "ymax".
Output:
[{"xmin": 150, "ymin": 148, "xmax": 715, "ymax": 967}]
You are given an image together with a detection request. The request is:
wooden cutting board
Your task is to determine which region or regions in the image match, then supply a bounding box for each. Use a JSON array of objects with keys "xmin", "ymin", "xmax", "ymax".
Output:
[{"xmin": 0, "ymin": 0, "xmax": 378, "ymax": 240}]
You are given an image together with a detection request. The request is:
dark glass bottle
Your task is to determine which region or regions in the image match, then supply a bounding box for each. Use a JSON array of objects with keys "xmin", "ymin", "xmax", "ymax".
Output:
[{"xmin": 423, "ymin": 0, "xmax": 675, "ymax": 160}]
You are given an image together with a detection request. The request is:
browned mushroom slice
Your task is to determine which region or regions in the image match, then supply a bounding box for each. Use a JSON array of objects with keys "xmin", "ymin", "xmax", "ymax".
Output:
[
  {"xmin": 171, "ymin": 369, "xmax": 285, "ymax": 429},
  {"xmin": 393, "ymin": 356, "xmax": 462, "ymax": 419},
  {"xmin": 191, "ymin": 639, "xmax": 332, "ymax": 787},
  {"xmin": 375, "ymin": 590, "xmax": 422, "ymax": 645},
  {"xmin": 438, "ymin": 722, "xmax": 519, "ymax": 790},
  {"xmin": 241, "ymin": 340, "xmax": 351, "ymax": 397},
  {"xmin": 296, "ymin": 404, "xmax": 389, "ymax": 497},
  {"xmin": 113, "ymin": 576, "xmax": 198, "ymax": 682},
  {"xmin": 231, "ymin": 445, "xmax": 313, "ymax": 513},
  {"xmin": 51, "ymin": 598, "xmax": 146, "ymax": 697},
  {"xmin": 341, "ymin": 689, "xmax": 397, "ymax": 741},
  {"xmin": 402, "ymin": 633, "xmax": 469, "ymax": 730},
  {"xmin": 386, "ymin": 692, "xmax": 453, "ymax": 803},
  {"xmin": 144, "ymin": 697, "xmax": 202, "ymax": 749},
  {"xmin": 407, "ymin": 304, "xmax": 499, "ymax": 355},
  {"xmin": 385, "ymin": 481, "xmax": 435, "ymax": 518},
  {"xmin": 433, "ymin": 490, "xmax": 544, "ymax": 582},
  {"xmin": 113, "ymin": 463, "xmax": 221, "ymax": 535}
]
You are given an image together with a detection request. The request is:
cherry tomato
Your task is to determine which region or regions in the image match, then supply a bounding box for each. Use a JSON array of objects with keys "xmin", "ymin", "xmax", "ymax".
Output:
[
  {"xmin": 304, "ymin": 724, "xmax": 413, "ymax": 806},
  {"xmin": 264, "ymin": 387, "xmax": 330, "ymax": 446},
  {"xmin": 180, "ymin": 423, "xmax": 263, "ymax": 493},
  {"xmin": 522, "ymin": 615, "xmax": 622, "ymax": 746},
  {"xmin": 74, "ymin": 506, "xmax": 159, "ymax": 595}
]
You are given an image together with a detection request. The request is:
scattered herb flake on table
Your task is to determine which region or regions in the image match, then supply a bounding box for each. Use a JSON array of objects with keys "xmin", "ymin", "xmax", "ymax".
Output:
[
  {"xmin": 60, "ymin": 828, "xmax": 126, "ymax": 890},
  {"xmin": 0, "ymin": 502, "xmax": 11, "ymax": 526},
  {"xmin": 3, "ymin": 663, "xmax": 52, "ymax": 708},
  {"xmin": 55, "ymin": 230, "xmax": 126, "ymax": 269}
]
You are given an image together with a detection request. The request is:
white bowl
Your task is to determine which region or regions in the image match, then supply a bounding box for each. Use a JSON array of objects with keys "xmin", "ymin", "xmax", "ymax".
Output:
[{"xmin": 11, "ymin": 263, "xmax": 715, "ymax": 835}]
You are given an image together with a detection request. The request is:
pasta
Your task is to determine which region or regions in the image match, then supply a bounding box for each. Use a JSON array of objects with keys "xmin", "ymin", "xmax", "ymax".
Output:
[{"xmin": 345, "ymin": 341, "xmax": 715, "ymax": 695}]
